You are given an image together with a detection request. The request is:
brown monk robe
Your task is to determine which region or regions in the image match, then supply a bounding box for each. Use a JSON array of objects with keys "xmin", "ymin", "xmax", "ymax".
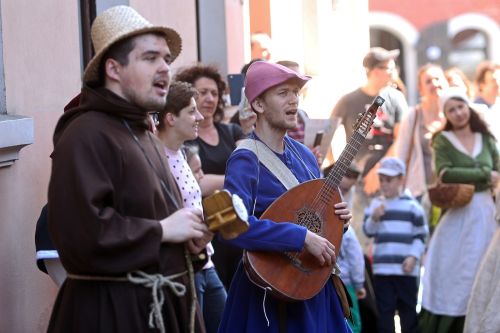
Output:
[{"xmin": 47, "ymin": 86, "xmax": 206, "ymax": 333}]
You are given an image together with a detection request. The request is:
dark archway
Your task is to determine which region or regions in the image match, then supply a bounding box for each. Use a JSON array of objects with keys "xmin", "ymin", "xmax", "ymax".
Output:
[
  {"xmin": 448, "ymin": 29, "xmax": 488, "ymax": 79},
  {"xmin": 370, "ymin": 28, "xmax": 406, "ymax": 84}
]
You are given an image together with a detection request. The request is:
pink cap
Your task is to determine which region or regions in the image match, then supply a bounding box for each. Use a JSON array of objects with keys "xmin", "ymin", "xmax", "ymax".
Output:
[{"xmin": 244, "ymin": 61, "xmax": 311, "ymax": 104}]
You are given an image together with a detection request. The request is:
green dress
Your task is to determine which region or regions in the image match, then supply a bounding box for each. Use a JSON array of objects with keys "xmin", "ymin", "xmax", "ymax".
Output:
[{"xmin": 420, "ymin": 131, "xmax": 499, "ymax": 333}]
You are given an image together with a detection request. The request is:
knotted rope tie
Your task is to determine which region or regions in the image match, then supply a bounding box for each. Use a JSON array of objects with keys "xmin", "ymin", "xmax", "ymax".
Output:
[{"xmin": 127, "ymin": 270, "xmax": 187, "ymax": 333}]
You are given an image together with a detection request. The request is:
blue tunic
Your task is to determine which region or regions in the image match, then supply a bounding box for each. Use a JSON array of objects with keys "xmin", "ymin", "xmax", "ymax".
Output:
[{"xmin": 219, "ymin": 135, "xmax": 352, "ymax": 333}]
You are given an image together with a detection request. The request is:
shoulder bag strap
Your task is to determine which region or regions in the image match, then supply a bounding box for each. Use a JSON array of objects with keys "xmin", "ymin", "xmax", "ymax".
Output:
[
  {"xmin": 235, "ymin": 139, "xmax": 299, "ymax": 190},
  {"xmin": 404, "ymin": 106, "xmax": 420, "ymax": 187}
]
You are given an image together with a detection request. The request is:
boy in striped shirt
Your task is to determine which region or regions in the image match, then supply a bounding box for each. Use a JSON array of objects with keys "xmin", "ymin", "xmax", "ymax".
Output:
[{"xmin": 363, "ymin": 157, "xmax": 428, "ymax": 333}]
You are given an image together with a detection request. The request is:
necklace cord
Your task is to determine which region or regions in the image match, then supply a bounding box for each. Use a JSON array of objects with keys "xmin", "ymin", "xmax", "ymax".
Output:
[{"xmin": 122, "ymin": 119, "xmax": 180, "ymax": 211}]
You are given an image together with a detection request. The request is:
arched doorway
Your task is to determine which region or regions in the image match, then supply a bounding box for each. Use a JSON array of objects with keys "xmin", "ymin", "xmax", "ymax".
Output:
[
  {"xmin": 369, "ymin": 12, "xmax": 419, "ymax": 105},
  {"xmin": 448, "ymin": 29, "xmax": 488, "ymax": 79},
  {"xmin": 370, "ymin": 28, "xmax": 406, "ymax": 85}
]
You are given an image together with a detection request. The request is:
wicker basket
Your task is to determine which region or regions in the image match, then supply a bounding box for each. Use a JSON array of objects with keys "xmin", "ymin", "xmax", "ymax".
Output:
[{"xmin": 428, "ymin": 182, "xmax": 475, "ymax": 209}]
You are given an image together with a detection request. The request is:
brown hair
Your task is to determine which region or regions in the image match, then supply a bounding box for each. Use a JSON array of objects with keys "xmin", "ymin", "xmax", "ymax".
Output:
[
  {"xmin": 174, "ymin": 64, "xmax": 226, "ymax": 122},
  {"xmin": 433, "ymin": 97, "xmax": 495, "ymax": 141},
  {"xmin": 417, "ymin": 63, "xmax": 443, "ymax": 92},
  {"xmin": 392, "ymin": 76, "xmax": 407, "ymax": 98},
  {"xmin": 474, "ymin": 60, "xmax": 500, "ymax": 91},
  {"xmin": 98, "ymin": 32, "xmax": 167, "ymax": 86},
  {"xmin": 157, "ymin": 81, "xmax": 198, "ymax": 131},
  {"xmin": 445, "ymin": 67, "xmax": 473, "ymax": 98}
]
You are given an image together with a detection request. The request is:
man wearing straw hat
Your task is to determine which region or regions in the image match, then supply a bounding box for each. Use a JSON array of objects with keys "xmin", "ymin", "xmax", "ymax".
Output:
[{"xmin": 47, "ymin": 6, "xmax": 210, "ymax": 333}]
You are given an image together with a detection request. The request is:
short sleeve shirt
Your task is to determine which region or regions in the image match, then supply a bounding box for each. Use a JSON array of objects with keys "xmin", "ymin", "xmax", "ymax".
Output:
[
  {"xmin": 187, "ymin": 123, "xmax": 245, "ymax": 175},
  {"xmin": 331, "ymin": 86, "xmax": 407, "ymax": 174},
  {"xmin": 164, "ymin": 148, "xmax": 202, "ymax": 210}
]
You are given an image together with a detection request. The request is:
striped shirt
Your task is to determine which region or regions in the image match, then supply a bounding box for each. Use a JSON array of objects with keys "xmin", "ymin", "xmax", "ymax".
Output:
[{"xmin": 363, "ymin": 194, "xmax": 428, "ymax": 277}]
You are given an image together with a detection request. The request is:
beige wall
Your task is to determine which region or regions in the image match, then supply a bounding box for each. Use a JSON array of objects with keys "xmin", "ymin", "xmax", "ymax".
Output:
[
  {"xmin": 249, "ymin": 0, "xmax": 271, "ymax": 36},
  {"xmin": 0, "ymin": 1, "xmax": 81, "ymax": 332},
  {"xmin": 267, "ymin": 0, "xmax": 369, "ymax": 119},
  {"xmin": 225, "ymin": 0, "xmax": 247, "ymax": 74},
  {"xmin": 0, "ymin": 1, "xmax": 198, "ymax": 332},
  {"xmin": 270, "ymin": 0, "xmax": 306, "ymax": 65},
  {"xmin": 302, "ymin": 0, "xmax": 370, "ymax": 118},
  {"xmin": 131, "ymin": 0, "xmax": 199, "ymax": 71}
]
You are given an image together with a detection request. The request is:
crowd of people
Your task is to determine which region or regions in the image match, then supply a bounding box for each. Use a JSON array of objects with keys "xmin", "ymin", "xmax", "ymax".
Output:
[{"xmin": 34, "ymin": 5, "xmax": 500, "ymax": 333}]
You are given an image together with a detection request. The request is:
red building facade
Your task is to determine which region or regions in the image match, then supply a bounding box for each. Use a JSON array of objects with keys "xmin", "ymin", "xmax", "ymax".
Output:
[{"xmin": 368, "ymin": 0, "xmax": 500, "ymax": 104}]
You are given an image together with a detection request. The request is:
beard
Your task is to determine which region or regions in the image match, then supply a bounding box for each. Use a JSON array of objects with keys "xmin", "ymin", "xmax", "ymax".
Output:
[
  {"xmin": 263, "ymin": 111, "xmax": 297, "ymax": 131},
  {"xmin": 123, "ymin": 85, "xmax": 167, "ymax": 112}
]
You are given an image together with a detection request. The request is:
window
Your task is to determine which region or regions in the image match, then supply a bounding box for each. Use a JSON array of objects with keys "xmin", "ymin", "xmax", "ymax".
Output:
[
  {"xmin": 370, "ymin": 28, "xmax": 405, "ymax": 84},
  {"xmin": 448, "ymin": 29, "xmax": 487, "ymax": 79},
  {"xmin": 79, "ymin": 0, "xmax": 129, "ymax": 72},
  {"xmin": 79, "ymin": 0, "xmax": 97, "ymax": 70}
]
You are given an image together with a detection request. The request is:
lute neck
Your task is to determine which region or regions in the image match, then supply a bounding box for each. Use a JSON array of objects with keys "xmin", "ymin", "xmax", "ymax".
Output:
[
  {"xmin": 325, "ymin": 131, "xmax": 364, "ymax": 188},
  {"xmin": 318, "ymin": 95, "xmax": 385, "ymax": 203}
]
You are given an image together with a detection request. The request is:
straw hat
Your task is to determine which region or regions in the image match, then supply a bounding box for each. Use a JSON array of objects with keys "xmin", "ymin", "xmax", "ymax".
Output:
[{"xmin": 83, "ymin": 6, "xmax": 182, "ymax": 84}]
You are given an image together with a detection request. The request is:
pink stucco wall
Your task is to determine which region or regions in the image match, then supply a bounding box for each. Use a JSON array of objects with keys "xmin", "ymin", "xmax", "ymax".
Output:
[
  {"xmin": 0, "ymin": 0, "xmax": 81, "ymax": 331},
  {"xmin": 370, "ymin": 0, "xmax": 500, "ymax": 30},
  {"xmin": 225, "ymin": 0, "xmax": 247, "ymax": 74},
  {"xmin": 131, "ymin": 0, "xmax": 199, "ymax": 71}
]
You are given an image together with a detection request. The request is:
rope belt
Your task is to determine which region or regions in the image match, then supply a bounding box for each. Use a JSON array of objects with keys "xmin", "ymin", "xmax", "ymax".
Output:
[{"xmin": 67, "ymin": 270, "xmax": 187, "ymax": 333}]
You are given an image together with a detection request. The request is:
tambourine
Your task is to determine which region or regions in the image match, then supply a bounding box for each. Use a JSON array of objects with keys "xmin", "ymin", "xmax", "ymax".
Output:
[{"xmin": 202, "ymin": 190, "xmax": 249, "ymax": 240}]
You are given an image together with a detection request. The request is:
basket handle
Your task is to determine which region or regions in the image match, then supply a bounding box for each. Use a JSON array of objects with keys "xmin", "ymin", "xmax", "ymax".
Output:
[{"xmin": 435, "ymin": 168, "xmax": 448, "ymax": 185}]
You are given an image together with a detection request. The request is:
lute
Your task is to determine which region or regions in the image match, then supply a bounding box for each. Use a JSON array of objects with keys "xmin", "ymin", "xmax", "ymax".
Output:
[{"xmin": 243, "ymin": 96, "xmax": 385, "ymax": 301}]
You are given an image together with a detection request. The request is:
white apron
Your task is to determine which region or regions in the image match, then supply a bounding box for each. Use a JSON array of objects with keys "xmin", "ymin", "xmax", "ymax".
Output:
[{"xmin": 421, "ymin": 131, "xmax": 498, "ymax": 316}]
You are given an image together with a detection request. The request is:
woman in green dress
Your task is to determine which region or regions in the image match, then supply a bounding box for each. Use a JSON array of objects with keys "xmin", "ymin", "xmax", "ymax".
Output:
[{"xmin": 420, "ymin": 87, "xmax": 499, "ymax": 333}]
